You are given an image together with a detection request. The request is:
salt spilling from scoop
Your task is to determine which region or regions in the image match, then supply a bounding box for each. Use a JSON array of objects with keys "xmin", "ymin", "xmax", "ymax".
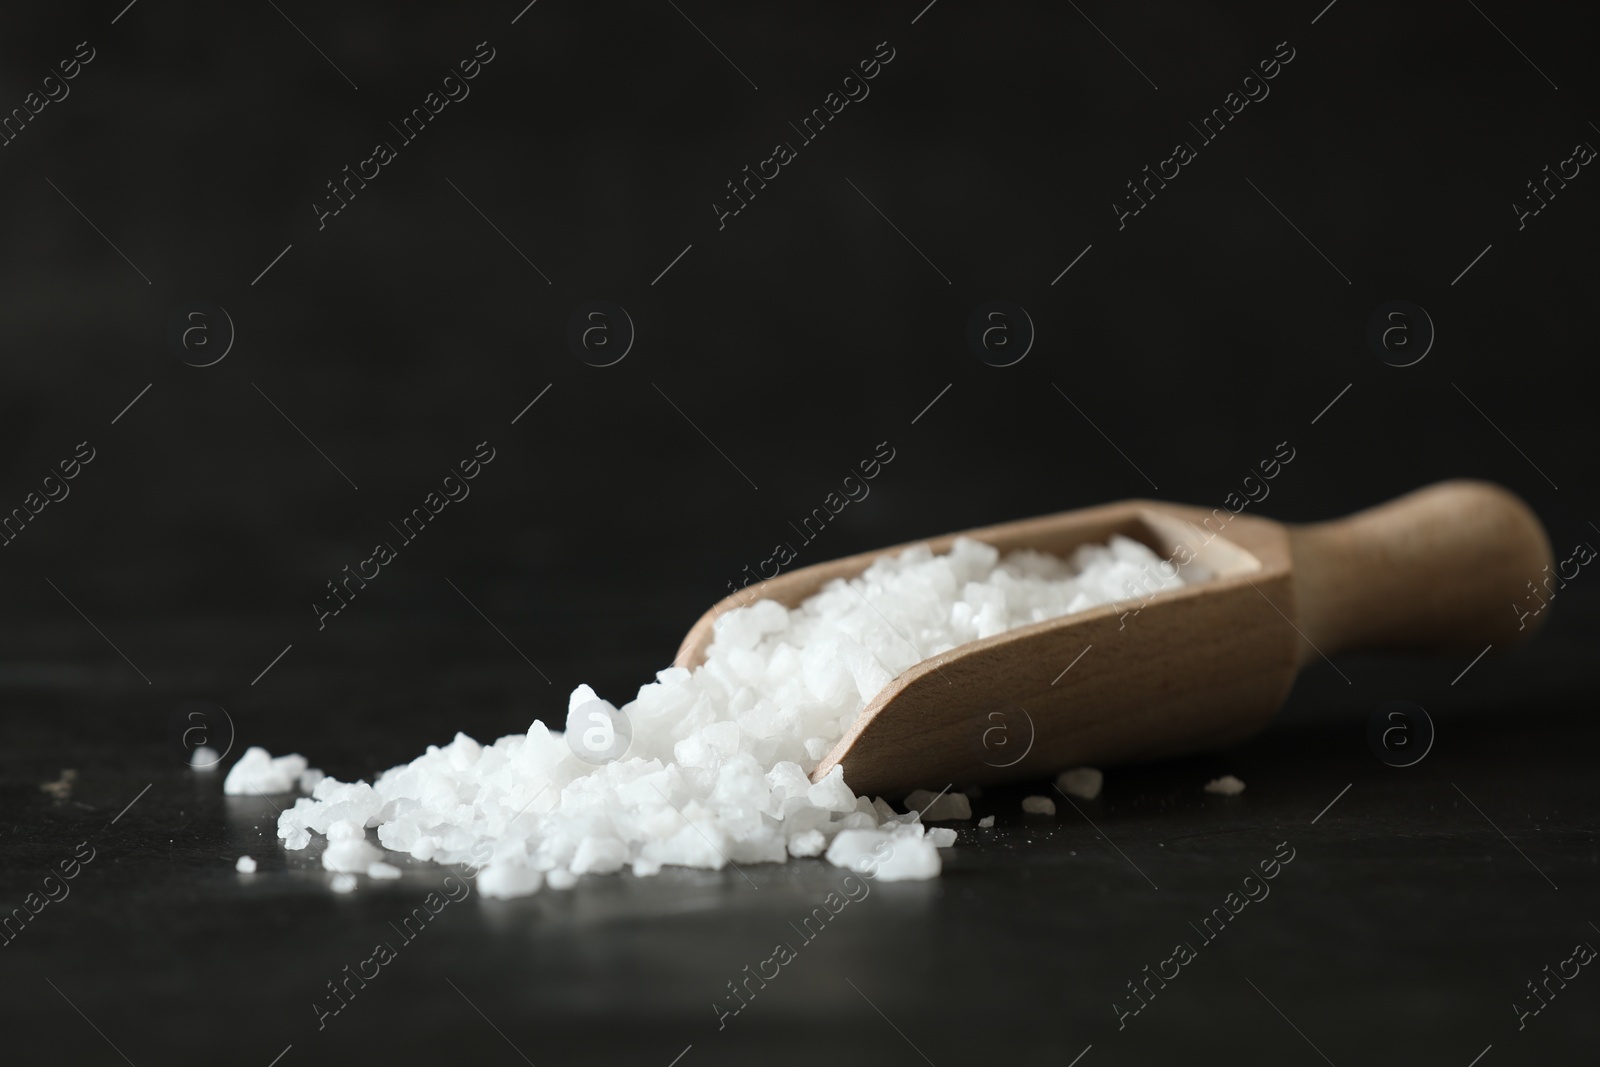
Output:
[{"xmin": 267, "ymin": 534, "xmax": 1199, "ymax": 896}]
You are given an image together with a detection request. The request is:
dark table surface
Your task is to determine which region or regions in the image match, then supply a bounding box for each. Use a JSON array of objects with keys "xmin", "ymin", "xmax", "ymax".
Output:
[
  {"xmin": 3, "ymin": 606, "xmax": 1596, "ymax": 1066},
  {"xmin": 4, "ymin": 0, "xmax": 1599, "ymax": 1063}
]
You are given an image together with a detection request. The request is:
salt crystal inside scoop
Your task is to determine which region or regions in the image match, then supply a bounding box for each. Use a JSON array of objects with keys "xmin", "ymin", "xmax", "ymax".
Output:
[{"xmin": 272, "ymin": 535, "xmax": 1198, "ymax": 896}]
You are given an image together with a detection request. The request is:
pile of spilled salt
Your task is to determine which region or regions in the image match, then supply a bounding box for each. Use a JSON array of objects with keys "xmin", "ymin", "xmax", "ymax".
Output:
[{"xmin": 264, "ymin": 535, "xmax": 1201, "ymax": 897}]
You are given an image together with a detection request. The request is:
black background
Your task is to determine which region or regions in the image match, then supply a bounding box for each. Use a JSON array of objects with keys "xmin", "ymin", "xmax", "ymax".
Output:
[{"xmin": 2, "ymin": 2, "xmax": 1595, "ymax": 1064}]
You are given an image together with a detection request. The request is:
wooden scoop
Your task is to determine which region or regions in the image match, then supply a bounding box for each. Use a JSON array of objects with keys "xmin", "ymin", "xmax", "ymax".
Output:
[{"xmin": 674, "ymin": 480, "xmax": 1552, "ymax": 798}]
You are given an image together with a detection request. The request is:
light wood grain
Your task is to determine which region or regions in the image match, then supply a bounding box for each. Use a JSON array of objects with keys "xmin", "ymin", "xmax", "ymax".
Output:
[
  {"xmin": 674, "ymin": 480, "xmax": 1551, "ymax": 798},
  {"xmin": 1287, "ymin": 480, "xmax": 1552, "ymax": 659}
]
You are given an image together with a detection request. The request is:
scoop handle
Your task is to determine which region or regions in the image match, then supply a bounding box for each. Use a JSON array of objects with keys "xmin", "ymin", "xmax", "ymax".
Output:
[{"xmin": 1287, "ymin": 480, "xmax": 1554, "ymax": 661}]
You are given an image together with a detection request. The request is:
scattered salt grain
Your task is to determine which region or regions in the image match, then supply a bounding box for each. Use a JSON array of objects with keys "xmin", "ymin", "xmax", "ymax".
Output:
[
  {"xmin": 223, "ymin": 746, "xmax": 309, "ymax": 796},
  {"xmin": 329, "ymin": 873, "xmax": 357, "ymax": 893},
  {"xmin": 904, "ymin": 789, "xmax": 973, "ymax": 821},
  {"xmin": 235, "ymin": 855, "xmax": 256, "ymax": 873},
  {"xmin": 1204, "ymin": 775, "xmax": 1246, "ymax": 796},
  {"xmin": 1021, "ymin": 795, "xmax": 1057, "ymax": 816},
  {"xmin": 1056, "ymin": 767, "xmax": 1104, "ymax": 800},
  {"xmin": 190, "ymin": 746, "xmax": 220, "ymax": 770},
  {"xmin": 274, "ymin": 535, "xmax": 1199, "ymax": 895},
  {"xmin": 978, "ymin": 816, "xmax": 996, "ymax": 828}
]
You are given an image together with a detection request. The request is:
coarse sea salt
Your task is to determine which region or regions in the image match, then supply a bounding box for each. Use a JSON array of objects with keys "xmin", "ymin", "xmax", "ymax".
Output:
[
  {"xmin": 1204, "ymin": 774, "xmax": 1246, "ymax": 796},
  {"xmin": 904, "ymin": 789, "xmax": 972, "ymax": 821},
  {"xmin": 223, "ymin": 746, "xmax": 317, "ymax": 797},
  {"xmin": 1056, "ymin": 766, "xmax": 1104, "ymax": 800},
  {"xmin": 265, "ymin": 535, "xmax": 1199, "ymax": 896},
  {"xmin": 1021, "ymin": 796, "xmax": 1057, "ymax": 816}
]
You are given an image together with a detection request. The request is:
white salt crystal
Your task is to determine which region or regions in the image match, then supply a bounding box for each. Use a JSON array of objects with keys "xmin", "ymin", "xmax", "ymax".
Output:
[
  {"xmin": 822, "ymin": 822, "xmax": 942, "ymax": 886},
  {"xmin": 326, "ymin": 820, "xmax": 363, "ymax": 840},
  {"xmin": 807, "ymin": 765, "xmax": 857, "ymax": 813},
  {"xmin": 1056, "ymin": 767, "xmax": 1104, "ymax": 800},
  {"xmin": 1021, "ymin": 795, "xmax": 1056, "ymax": 815},
  {"xmin": 322, "ymin": 820, "xmax": 384, "ymax": 872},
  {"xmin": 888, "ymin": 819, "xmax": 926, "ymax": 841},
  {"xmin": 571, "ymin": 836, "xmax": 628, "ymax": 875},
  {"xmin": 478, "ymin": 864, "xmax": 543, "ymax": 899},
  {"xmin": 788, "ymin": 829, "xmax": 826, "ymax": 857},
  {"xmin": 329, "ymin": 873, "xmax": 357, "ymax": 893},
  {"xmin": 825, "ymin": 829, "xmax": 885, "ymax": 873},
  {"xmin": 223, "ymin": 746, "xmax": 309, "ymax": 796},
  {"xmin": 190, "ymin": 746, "xmax": 220, "ymax": 770},
  {"xmin": 273, "ymin": 535, "xmax": 1196, "ymax": 891},
  {"xmin": 978, "ymin": 816, "xmax": 995, "ymax": 828},
  {"xmin": 904, "ymin": 789, "xmax": 973, "ymax": 821},
  {"xmin": 1204, "ymin": 774, "xmax": 1246, "ymax": 796},
  {"xmin": 235, "ymin": 855, "xmax": 256, "ymax": 873},
  {"xmin": 874, "ymin": 837, "xmax": 942, "ymax": 880},
  {"xmin": 367, "ymin": 862, "xmax": 402, "ymax": 879},
  {"xmin": 766, "ymin": 761, "xmax": 811, "ymax": 801},
  {"xmin": 926, "ymin": 827, "xmax": 957, "ymax": 848}
]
